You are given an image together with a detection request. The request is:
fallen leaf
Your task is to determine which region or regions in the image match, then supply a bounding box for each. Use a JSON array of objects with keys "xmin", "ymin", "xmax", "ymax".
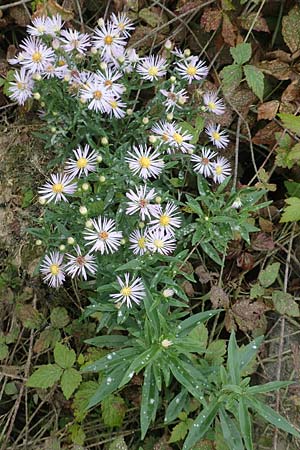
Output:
[
  {"xmin": 237, "ymin": 252, "xmax": 254, "ymax": 271},
  {"xmin": 251, "ymin": 232, "xmax": 275, "ymax": 251},
  {"xmin": 231, "ymin": 299, "xmax": 269, "ymax": 332},
  {"xmin": 128, "ymin": 26, "xmax": 166, "ymax": 50},
  {"xmin": 272, "ymin": 291, "xmax": 300, "ymax": 317},
  {"xmin": 266, "ymin": 50, "xmax": 292, "ymax": 63},
  {"xmin": 282, "ymin": 5, "xmax": 300, "ymax": 54},
  {"xmin": 32, "ymin": 0, "xmax": 74, "ymax": 21},
  {"xmin": 9, "ymin": 6, "xmax": 30, "ymax": 27},
  {"xmin": 200, "ymin": 7, "xmax": 222, "ymax": 32},
  {"xmin": 222, "ymin": 13, "xmax": 237, "ymax": 47},
  {"xmin": 210, "ymin": 286, "xmax": 229, "ymax": 308},
  {"xmin": 281, "ymin": 79, "xmax": 300, "ymax": 103},
  {"xmin": 257, "ymin": 60, "xmax": 293, "ymax": 80},
  {"xmin": 239, "ymin": 12, "xmax": 269, "ymax": 33},
  {"xmin": 252, "ymin": 122, "xmax": 281, "ymax": 146},
  {"xmin": 257, "ymin": 100, "xmax": 280, "ymax": 121},
  {"xmin": 259, "ymin": 217, "xmax": 274, "ymax": 233},
  {"xmin": 195, "ymin": 265, "xmax": 213, "ymax": 283},
  {"xmin": 181, "ymin": 280, "xmax": 195, "ymax": 297}
]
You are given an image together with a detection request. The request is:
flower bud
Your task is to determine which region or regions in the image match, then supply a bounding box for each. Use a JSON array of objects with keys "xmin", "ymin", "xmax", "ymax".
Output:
[
  {"xmin": 67, "ymin": 237, "xmax": 75, "ymax": 245},
  {"xmin": 166, "ymin": 113, "xmax": 173, "ymax": 121},
  {"xmin": 138, "ymin": 221, "xmax": 145, "ymax": 229},
  {"xmin": 90, "ymin": 46, "xmax": 98, "ymax": 55},
  {"xmin": 97, "ymin": 18, "xmax": 105, "ymax": 27},
  {"xmin": 32, "ymin": 73, "xmax": 42, "ymax": 81},
  {"xmin": 161, "ymin": 339, "xmax": 173, "ymax": 348},
  {"xmin": 184, "ymin": 48, "xmax": 191, "ymax": 57},
  {"xmin": 85, "ymin": 219, "xmax": 93, "ymax": 228},
  {"xmin": 97, "ymin": 155, "xmax": 103, "ymax": 163},
  {"xmin": 126, "ymin": 108, "xmax": 133, "ymax": 116},
  {"xmin": 82, "ymin": 182, "xmax": 89, "ymax": 191},
  {"xmin": 100, "ymin": 61, "xmax": 107, "ymax": 70},
  {"xmin": 149, "ymin": 135, "xmax": 157, "ymax": 144},
  {"xmin": 170, "ymin": 76, "xmax": 176, "ymax": 83},
  {"xmin": 101, "ymin": 137, "xmax": 108, "ymax": 145},
  {"xmin": 155, "ymin": 196, "xmax": 162, "ymax": 204},
  {"xmin": 164, "ymin": 39, "xmax": 172, "ymax": 50},
  {"xmin": 79, "ymin": 206, "xmax": 88, "ymax": 215},
  {"xmin": 33, "ymin": 92, "xmax": 41, "ymax": 100},
  {"xmin": 38, "ymin": 196, "xmax": 46, "ymax": 205},
  {"xmin": 163, "ymin": 288, "xmax": 174, "ymax": 298},
  {"xmin": 50, "ymin": 127, "xmax": 56, "ymax": 133},
  {"xmin": 35, "ymin": 239, "xmax": 42, "ymax": 246},
  {"xmin": 59, "ymin": 244, "xmax": 66, "ymax": 251},
  {"xmin": 142, "ymin": 117, "xmax": 149, "ymax": 125}
]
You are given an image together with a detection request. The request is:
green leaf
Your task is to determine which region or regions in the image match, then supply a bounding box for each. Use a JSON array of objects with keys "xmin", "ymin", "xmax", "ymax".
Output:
[
  {"xmin": 101, "ymin": 394, "xmax": 126, "ymax": 427},
  {"xmin": 272, "ymin": 291, "xmax": 300, "ymax": 317},
  {"xmin": 183, "ymin": 401, "xmax": 220, "ymax": 450},
  {"xmin": 258, "ymin": 262, "xmax": 280, "ymax": 288},
  {"xmin": 116, "ymin": 259, "xmax": 143, "ymax": 271},
  {"xmin": 27, "ymin": 364, "xmax": 63, "ymax": 389},
  {"xmin": 140, "ymin": 364, "xmax": 159, "ymax": 439},
  {"xmin": 81, "ymin": 347, "xmax": 137, "ymax": 373},
  {"xmin": 220, "ymin": 64, "xmax": 243, "ymax": 92},
  {"xmin": 219, "ymin": 408, "xmax": 244, "ymax": 450},
  {"xmin": 227, "ymin": 332, "xmax": 240, "ymax": 385},
  {"xmin": 238, "ymin": 398, "xmax": 253, "ymax": 450},
  {"xmin": 85, "ymin": 334, "xmax": 130, "ymax": 347},
  {"xmin": 165, "ymin": 389, "xmax": 188, "ymax": 423},
  {"xmin": 108, "ymin": 437, "xmax": 128, "ymax": 450},
  {"xmin": 169, "ymin": 421, "xmax": 189, "ymax": 443},
  {"xmin": 244, "ymin": 65, "xmax": 264, "ymax": 101},
  {"xmin": 281, "ymin": 197, "xmax": 300, "ymax": 222},
  {"xmin": 239, "ymin": 336, "xmax": 264, "ymax": 373},
  {"xmin": 284, "ymin": 181, "xmax": 300, "ymax": 198},
  {"xmin": 200, "ymin": 242, "xmax": 223, "ymax": 265},
  {"xmin": 50, "ymin": 307, "xmax": 70, "ymax": 328},
  {"xmin": 247, "ymin": 380, "xmax": 292, "ymax": 395},
  {"xmin": 88, "ymin": 365, "xmax": 129, "ymax": 408},
  {"xmin": 0, "ymin": 343, "xmax": 9, "ymax": 360},
  {"xmin": 72, "ymin": 381, "xmax": 98, "ymax": 421},
  {"xmin": 177, "ymin": 310, "xmax": 222, "ymax": 337},
  {"xmin": 167, "ymin": 356, "xmax": 206, "ymax": 402},
  {"xmin": 119, "ymin": 345, "xmax": 161, "ymax": 388},
  {"xmin": 246, "ymin": 397, "xmax": 300, "ymax": 438},
  {"xmin": 230, "ymin": 43, "xmax": 252, "ymax": 65},
  {"xmin": 54, "ymin": 342, "xmax": 76, "ymax": 369},
  {"xmin": 250, "ymin": 283, "xmax": 265, "ymax": 299},
  {"xmin": 69, "ymin": 423, "xmax": 85, "ymax": 446},
  {"xmin": 278, "ymin": 113, "xmax": 300, "ymax": 135},
  {"xmin": 61, "ymin": 367, "xmax": 82, "ymax": 400},
  {"xmin": 287, "ymin": 143, "xmax": 300, "ymax": 163},
  {"xmin": 205, "ymin": 340, "xmax": 226, "ymax": 365}
]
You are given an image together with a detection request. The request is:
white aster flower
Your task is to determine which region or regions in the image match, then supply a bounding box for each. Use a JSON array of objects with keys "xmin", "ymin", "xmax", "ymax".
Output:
[
  {"xmin": 46, "ymin": 15, "xmax": 63, "ymax": 36},
  {"xmin": 8, "ymin": 68, "xmax": 34, "ymax": 105},
  {"xmin": 65, "ymin": 245, "xmax": 97, "ymax": 280},
  {"xmin": 107, "ymin": 98, "xmax": 126, "ymax": 118},
  {"xmin": 110, "ymin": 273, "xmax": 145, "ymax": 308},
  {"xmin": 18, "ymin": 37, "xmax": 55, "ymax": 74},
  {"xmin": 137, "ymin": 55, "xmax": 167, "ymax": 81},
  {"xmin": 92, "ymin": 22, "xmax": 126, "ymax": 62},
  {"xmin": 27, "ymin": 16, "xmax": 48, "ymax": 36},
  {"xmin": 175, "ymin": 55, "xmax": 208, "ymax": 84},
  {"xmin": 59, "ymin": 29, "xmax": 91, "ymax": 54},
  {"xmin": 111, "ymin": 12, "xmax": 134, "ymax": 37},
  {"xmin": 94, "ymin": 67, "xmax": 125, "ymax": 97},
  {"xmin": 129, "ymin": 229, "xmax": 149, "ymax": 256},
  {"xmin": 205, "ymin": 123, "xmax": 229, "ymax": 149},
  {"xmin": 151, "ymin": 120, "xmax": 173, "ymax": 146},
  {"xmin": 40, "ymin": 251, "xmax": 65, "ymax": 288},
  {"xmin": 147, "ymin": 229, "xmax": 176, "ymax": 255},
  {"xmin": 125, "ymin": 145, "xmax": 164, "ymax": 179},
  {"xmin": 126, "ymin": 185, "xmax": 158, "ymax": 221},
  {"xmin": 149, "ymin": 202, "xmax": 181, "ymax": 235},
  {"xmin": 83, "ymin": 216, "xmax": 123, "ymax": 254},
  {"xmin": 167, "ymin": 122, "xmax": 195, "ymax": 153},
  {"xmin": 41, "ymin": 62, "xmax": 66, "ymax": 79},
  {"xmin": 65, "ymin": 144, "xmax": 98, "ymax": 178},
  {"xmin": 38, "ymin": 173, "xmax": 77, "ymax": 203},
  {"xmin": 191, "ymin": 147, "xmax": 217, "ymax": 178},
  {"xmin": 212, "ymin": 156, "xmax": 231, "ymax": 184},
  {"xmin": 203, "ymin": 91, "xmax": 225, "ymax": 115},
  {"xmin": 80, "ymin": 82, "xmax": 113, "ymax": 113},
  {"xmin": 231, "ymin": 197, "xmax": 242, "ymax": 209},
  {"xmin": 160, "ymin": 84, "xmax": 188, "ymax": 111}
]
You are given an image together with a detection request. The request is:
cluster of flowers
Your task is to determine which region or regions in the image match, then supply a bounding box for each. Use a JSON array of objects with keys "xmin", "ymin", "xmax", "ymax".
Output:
[{"xmin": 8, "ymin": 12, "xmax": 232, "ymax": 306}]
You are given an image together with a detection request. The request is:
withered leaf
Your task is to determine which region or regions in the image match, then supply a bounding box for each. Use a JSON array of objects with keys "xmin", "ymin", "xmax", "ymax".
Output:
[
  {"xmin": 231, "ymin": 299, "xmax": 269, "ymax": 332},
  {"xmin": 200, "ymin": 8, "xmax": 222, "ymax": 32},
  {"xmin": 222, "ymin": 13, "xmax": 237, "ymax": 47},
  {"xmin": 281, "ymin": 79, "xmax": 300, "ymax": 103},
  {"xmin": 257, "ymin": 60, "xmax": 293, "ymax": 81},
  {"xmin": 32, "ymin": 0, "xmax": 73, "ymax": 20},
  {"xmin": 259, "ymin": 217, "xmax": 274, "ymax": 233},
  {"xmin": 195, "ymin": 265, "xmax": 216, "ymax": 283},
  {"xmin": 251, "ymin": 232, "xmax": 275, "ymax": 251},
  {"xmin": 237, "ymin": 252, "xmax": 254, "ymax": 271},
  {"xmin": 239, "ymin": 13, "xmax": 269, "ymax": 33},
  {"xmin": 210, "ymin": 286, "xmax": 229, "ymax": 309},
  {"xmin": 257, "ymin": 100, "xmax": 280, "ymax": 121},
  {"xmin": 282, "ymin": 5, "xmax": 300, "ymax": 54},
  {"xmin": 128, "ymin": 26, "xmax": 166, "ymax": 50},
  {"xmin": 9, "ymin": 6, "xmax": 30, "ymax": 27},
  {"xmin": 181, "ymin": 280, "xmax": 195, "ymax": 297},
  {"xmin": 252, "ymin": 121, "xmax": 281, "ymax": 146}
]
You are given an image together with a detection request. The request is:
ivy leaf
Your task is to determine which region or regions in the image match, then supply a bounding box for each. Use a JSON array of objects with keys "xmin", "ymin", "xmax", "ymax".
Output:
[
  {"xmin": 281, "ymin": 197, "xmax": 300, "ymax": 222},
  {"xmin": 54, "ymin": 342, "xmax": 76, "ymax": 369},
  {"xmin": 27, "ymin": 364, "xmax": 63, "ymax": 389},
  {"xmin": 61, "ymin": 367, "xmax": 82, "ymax": 400},
  {"xmin": 169, "ymin": 421, "xmax": 189, "ymax": 443},
  {"xmin": 101, "ymin": 394, "xmax": 126, "ymax": 427},
  {"xmin": 244, "ymin": 65, "xmax": 264, "ymax": 101},
  {"xmin": 258, "ymin": 262, "xmax": 280, "ymax": 288},
  {"xmin": 230, "ymin": 43, "xmax": 252, "ymax": 65},
  {"xmin": 220, "ymin": 64, "xmax": 243, "ymax": 93}
]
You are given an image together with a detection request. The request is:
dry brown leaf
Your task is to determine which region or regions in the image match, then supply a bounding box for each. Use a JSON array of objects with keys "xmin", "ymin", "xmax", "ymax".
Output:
[
  {"xmin": 257, "ymin": 100, "xmax": 280, "ymax": 121},
  {"xmin": 128, "ymin": 26, "xmax": 166, "ymax": 50},
  {"xmin": 9, "ymin": 6, "xmax": 30, "ymax": 27},
  {"xmin": 239, "ymin": 13, "xmax": 269, "ymax": 33},
  {"xmin": 251, "ymin": 232, "xmax": 275, "ymax": 251},
  {"xmin": 224, "ymin": 310, "xmax": 236, "ymax": 332},
  {"xmin": 258, "ymin": 60, "xmax": 293, "ymax": 81},
  {"xmin": 32, "ymin": 0, "xmax": 74, "ymax": 21},
  {"xmin": 236, "ymin": 252, "xmax": 254, "ymax": 271},
  {"xmin": 282, "ymin": 5, "xmax": 300, "ymax": 55},
  {"xmin": 210, "ymin": 286, "xmax": 229, "ymax": 309},
  {"xmin": 200, "ymin": 7, "xmax": 222, "ymax": 32},
  {"xmin": 259, "ymin": 217, "xmax": 274, "ymax": 233},
  {"xmin": 266, "ymin": 50, "xmax": 292, "ymax": 63},
  {"xmin": 226, "ymin": 86, "xmax": 256, "ymax": 118},
  {"xmin": 222, "ymin": 13, "xmax": 237, "ymax": 47},
  {"xmin": 252, "ymin": 121, "xmax": 281, "ymax": 146},
  {"xmin": 231, "ymin": 299, "xmax": 269, "ymax": 332},
  {"xmin": 195, "ymin": 265, "xmax": 217, "ymax": 283},
  {"xmin": 181, "ymin": 280, "xmax": 195, "ymax": 297},
  {"xmin": 281, "ymin": 79, "xmax": 300, "ymax": 103}
]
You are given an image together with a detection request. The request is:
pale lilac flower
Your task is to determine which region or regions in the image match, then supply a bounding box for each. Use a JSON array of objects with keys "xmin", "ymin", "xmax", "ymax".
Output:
[
  {"xmin": 147, "ymin": 229, "xmax": 176, "ymax": 255},
  {"xmin": 129, "ymin": 229, "xmax": 148, "ymax": 256},
  {"xmin": 151, "ymin": 120, "xmax": 173, "ymax": 146},
  {"xmin": 80, "ymin": 82, "xmax": 113, "ymax": 113},
  {"xmin": 160, "ymin": 84, "xmax": 188, "ymax": 111},
  {"xmin": 27, "ymin": 16, "xmax": 48, "ymax": 36},
  {"xmin": 126, "ymin": 185, "xmax": 158, "ymax": 221},
  {"xmin": 94, "ymin": 67, "xmax": 125, "ymax": 97},
  {"xmin": 40, "ymin": 251, "xmax": 65, "ymax": 288},
  {"xmin": 167, "ymin": 122, "xmax": 195, "ymax": 153},
  {"xmin": 203, "ymin": 91, "xmax": 225, "ymax": 115},
  {"xmin": 231, "ymin": 197, "xmax": 242, "ymax": 209},
  {"xmin": 149, "ymin": 202, "xmax": 181, "ymax": 235},
  {"xmin": 83, "ymin": 216, "xmax": 123, "ymax": 254},
  {"xmin": 60, "ymin": 29, "xmax": 91, "ymax": 54},
  {"xmin": 175, "ymin": 56, "xmax": 208, "ymax": 83},
  {"xmin": 205, "ymin": 123, "xmax": 229, "ymax": 149},
  {"xmin": 212, "ymin": 156, "xmax": 231, "ymax": 183},
  {"xmin": 111, "ymin": 12, "xmax": 134, "ymax": 37},
  {"xmin": 46, "ymin": 15, "xmax": 63, "ymax": 36},
  {"xmin": 65, "ymin": 245, "xmax": 97, "ymax": 279},
  {"xmin": 41, "ymin": 62, "xmax": 66, "ymax": 79},
  {"xmin": 110, "ymin": 273, "xmax": 145, "ymax": 308},
  {"xmin": 191, "ymin": 147, "xmax": 217, "ymax": 177},
  {"xmin": 65, "ymin": 144, "xmax": 98, "ymax": 178},
  {"xmin": 92, "ymin": 22, "xmax": 126, "ymax": 61},
  {"xmin": 38, "ymin": 173, "xmax": 77, "ymax": 203},
  {"xmin": 18, "ymin": 37, "xmax": 55, "ymax": 74},
  {"xmin": 8, "ymin": 68, "xmax": 34, "ymax": 105},
  {"xmin": 125, "ymin": 145, "xmax": 164, "ymax": 179},
  {"xmin": 107, "ymin": 98, "xmax": 126, "ymax": 118},
  {"xmin": 137, "ymin": 55, "xmax": 167, "ymax": 81}
]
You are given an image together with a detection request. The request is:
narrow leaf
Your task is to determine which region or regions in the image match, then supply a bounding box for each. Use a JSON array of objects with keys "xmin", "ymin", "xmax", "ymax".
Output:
[
  {"xmin": 140, "ymin": 364, "xmax": 159, "ymax": 439},
  {"xmin": 238, "ymin": 397, "xmax": 253, "ymax": 450},
  {"xmin": 183, "ymin": 401, "xmax": 219, "ymax": 449}
]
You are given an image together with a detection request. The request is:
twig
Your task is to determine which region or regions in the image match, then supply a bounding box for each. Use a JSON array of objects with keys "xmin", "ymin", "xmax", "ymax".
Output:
[
  {"xmin": 233, "ymin": 117, "xmax": 241, "ymax": 189},
  {"xmin": 0, "ymin": 0, "xmax": 32, "ymax": 10}
]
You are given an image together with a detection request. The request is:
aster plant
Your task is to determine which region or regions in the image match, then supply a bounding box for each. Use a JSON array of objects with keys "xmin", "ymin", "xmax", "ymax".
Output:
[{"xmin": 12, "ymin": 11, "xmax": 300, "ymax": 450}]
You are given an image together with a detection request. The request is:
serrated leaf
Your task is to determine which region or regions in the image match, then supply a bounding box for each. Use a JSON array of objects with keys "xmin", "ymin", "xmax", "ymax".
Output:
[
  {"xmin": 250, "ymin": 283, "xmax": 265, "ymax": 299},
  {"xmin": 50, "ymin": 307, "xmax": 70, "ymax": 328},
  {"xmin": 281, "ymin": 197, "xmax": 300, "ymax": 222},
  {"xmin": 101, "ymin": 394, "xmax": 126, "ymax": 427},
  {"xmin": 220, "ymin": 64, "xmax": 243, "ymax": 93},
  {"xmin": 278, "ymin": 113, "xmax": 300, "ymax": 135},
  {"xmin": 0, "ymin": 343, "xmax": 8, "ymax": 360},
  {"xmin": 73, "ymin": 381, "xmax": 98, "ymax": 421},
  {"xmin": 54, "ymin": 342, "xmax": 76, "ymax": 369},
  {"xmin": 61, "ymin": 367, "xmax": 82, "ymax": 400},
  {"xmin": 169, "ymin": 421, "xmax": 189, "ymax": 443},
  {"xmin": 244, "ymin": 65, "xmax": 264, "ymax": 101},
  {"xmin": 230, "ymin": 43, "xmax": 252, "ymax": 65},
  {"xmin": 69, "ymin": 423, "xmax": 85, "ymax": 446},
  {"xmin": 272, "ymin": 291, "xmax": 300, "ymax": 317},
  {"xmin": 284, "ymin": 181, "xmax": 300, "ymax": 198},
  {"xmin": 258, "ymin": 262, "xmax": 280, "ymax": 288},
  {"xmin": 287, "ymin": 143, "xmax": 300, "ymax": 163},
  {"xmin": 27, "ymin": 364, "xmax": 63, "ymax": 389}
]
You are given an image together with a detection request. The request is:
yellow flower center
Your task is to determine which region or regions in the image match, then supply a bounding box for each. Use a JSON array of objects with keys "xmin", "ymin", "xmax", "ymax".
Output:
[
  {"xmin": 52, "ymin": 183, "xmax": 64, "ymax": 193},
  {"xmin": 138, "ymin": 237, "xmax": 146, "ymax": 248},
  {"xmin": 77, "ymin": 157, "xmax": 88, "ymax": 169},
  {"xmin": 159, "ymin": 215, "xmax": 170, "ymax": 226},
  {"xmin": 17, "ymin": 82, "xmax": 25, "ymax": 90},
  {"xmin": 162, "ymin": 133, "xmax": 169, "ymax": 142},
  {"xmin": 93, "ymin": 90, "xmax": 103, "ymax": 99},
  {"xmin": 212, "ymin": 131, "xmax": 221, "ymax": 141},
  {"xmin": 120, "ymin": 286, "xmax": 132, "ymax": 296},
  {"xmin": 186, "ymin": 66, "xmax": 197, "ymax": 76},
  {"xmin": 104, "ymin": 35, "xmax": 113, "ymax": 45},
  {"xmin": 104, "ymin": 80, "xmax": 113, "ymax": 87},
  {"xmin": 110, "ymin": 100, "xmax": 118, "ymax": 109},
  {"xmin": 173, "ymin": 133, "xmax": 183, "ymax": 144},
  {"xmin": 139, "ymin": 156, "xmax": 151, "ymax": 168},
  {"xmin": 37, "ymin": 25, "xmax": 46, "ymax": 33},
  {"xmin": 118, "ymin": 22, "xmax": 125, "ymax": 30},
  {"xmin": 207, "ymin": 101, "xmax": 216, "ymax": 110},
  {"xmin": 58, "ymin": 59, "xmax": 66, "ymax": 66},
  {"xmin": 32, "ymin": 51, "xmax": 42, "ymax": 63},
  {"xmin": 215, "ymin": 165, "xmax": 223, "ymax": 175},
  {"xmin": 148, "ymin": 66, "xmax": 158, "ymax": 77},
  {"xmin": 50, "ymin": 263, "xmax": 60, "ymax": 275},
  {"xmin": 99, "ymin": 231, "xmax": 109, "ymax": 240},
  {"xmin": 153, "ymin": 239, "xmax": 164, "ymax": 248}
]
